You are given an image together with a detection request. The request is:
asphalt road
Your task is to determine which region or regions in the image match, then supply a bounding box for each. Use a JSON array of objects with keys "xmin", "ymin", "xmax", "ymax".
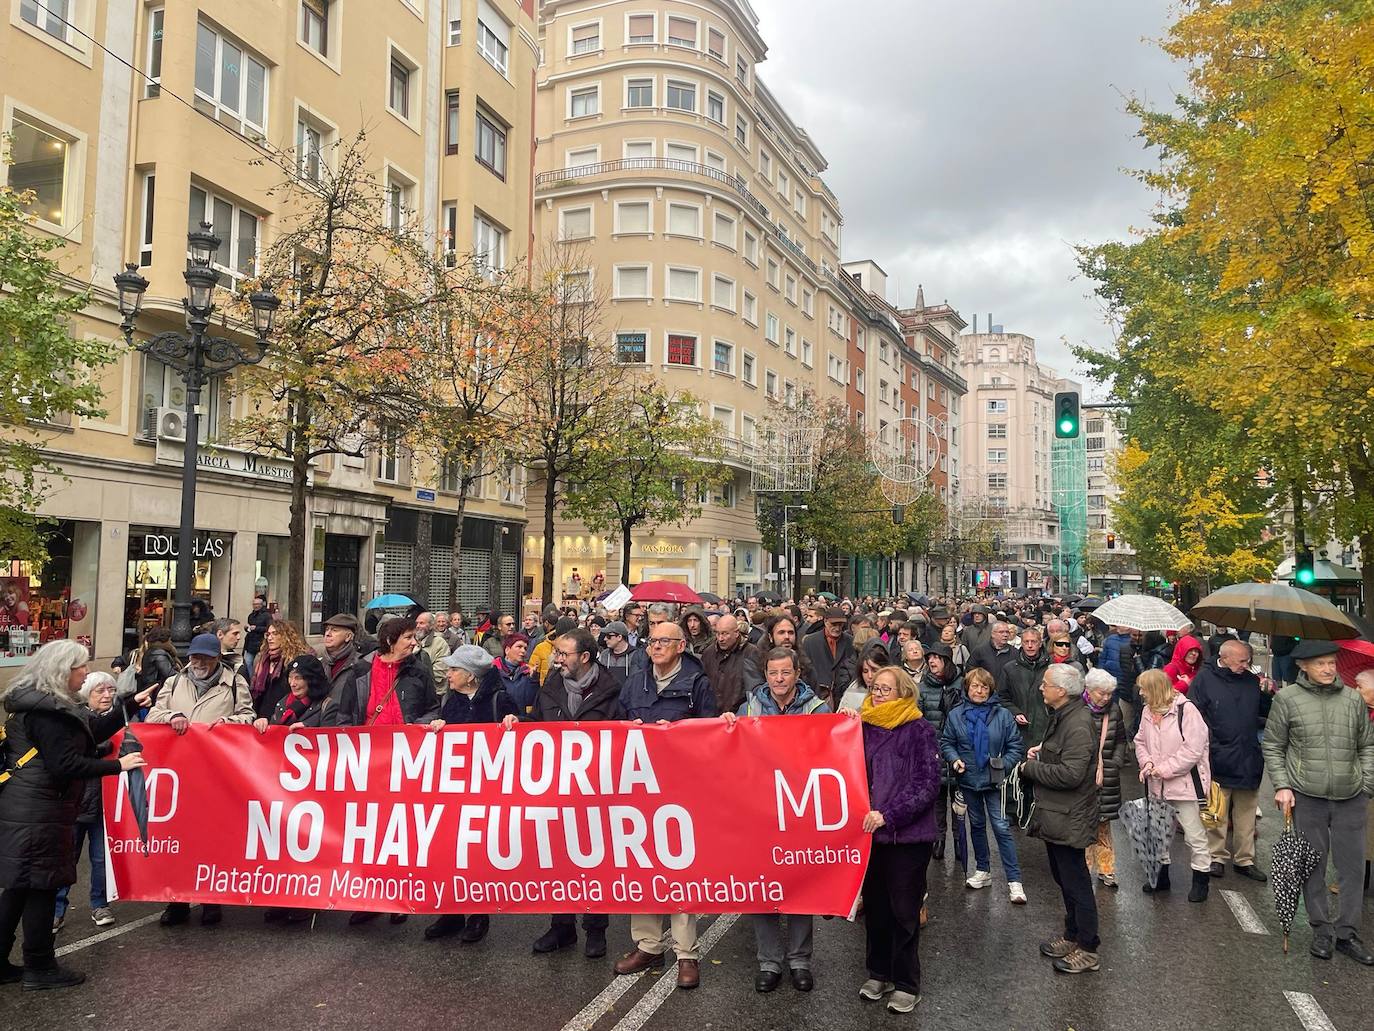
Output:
[{"xmin": 5, "ymin": 776, "xmax": 1370, "ymax": 1031}]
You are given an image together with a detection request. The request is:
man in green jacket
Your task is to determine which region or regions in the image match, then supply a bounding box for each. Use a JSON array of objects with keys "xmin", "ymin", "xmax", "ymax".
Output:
[{"xmin": 1262, "ymin": 639, "xmax": 1374, "ymax": 965}]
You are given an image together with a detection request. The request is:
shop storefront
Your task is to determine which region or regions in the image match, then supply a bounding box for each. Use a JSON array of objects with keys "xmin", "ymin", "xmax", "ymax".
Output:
[
  {"xmin": 124, "ymin": 527, "xmax": 234, "ymax": 648},
  {"xmin": 1, "ymin": 520, "xmax": 101, "ymax": 667},
  {"xmin": 381, "ymin": 507, "xmax": 524, "ymax": 617}
]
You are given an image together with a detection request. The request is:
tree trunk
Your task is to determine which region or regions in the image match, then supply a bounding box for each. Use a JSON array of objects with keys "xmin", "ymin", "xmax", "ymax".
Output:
[
  {"xmin": 449, "ymin": 483, "xmax": 468, "ymax": 618},
  {"xmin": 287, "ymin": 394, "xmax": 311, "ymax": 630},
  {"xmin": 541, "ymin": 467, "xmax": 558, "ymax": 607},
  {"xmin": 790, "ymin": 546, "xmax": 803, "ymax": 602},
  {"xmin": 1360, "ymin": 529, "xmax": 1374, "ymax": 617},
  {"xmin": 621, "ymin": 518, "xmax": 634, "ymax": 585}
]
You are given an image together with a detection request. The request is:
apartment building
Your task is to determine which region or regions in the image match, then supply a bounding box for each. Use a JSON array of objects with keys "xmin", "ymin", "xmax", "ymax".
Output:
[
  {"xmin": 1, "ymin": 0, "xmax": 538, "ymax": 669},
  {"xmin": 1084, "ymin": 409, "xmax": 1141, "ymax": 592},
  {"xmin": 528, "ymin": 0, "xmax": 858, "ymax": 599},
  {"xmin": 958, "ymin": 330, "xmax": 1081, "ymax": 592}
]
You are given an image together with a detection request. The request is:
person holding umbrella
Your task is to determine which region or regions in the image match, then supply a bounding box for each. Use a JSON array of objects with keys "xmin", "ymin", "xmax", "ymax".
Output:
[
  {"xmin": 1262, "ymin": 639, "xmax": 1374, "ymax": 964},
  {"xmin": 940, "ymin": 667, "xmax": 1026, "ymax": 903}
]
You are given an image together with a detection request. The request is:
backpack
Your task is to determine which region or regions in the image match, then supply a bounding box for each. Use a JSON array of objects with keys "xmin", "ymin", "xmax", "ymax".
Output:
[{"xmin": 0, "ymin": 717, "xmax": 38, "ymax": 792}]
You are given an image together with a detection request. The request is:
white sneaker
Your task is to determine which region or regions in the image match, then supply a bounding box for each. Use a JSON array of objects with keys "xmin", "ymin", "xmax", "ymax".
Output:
[
  {"xmin": 965, "ymin": 870, "xmax": 993, "ymax": 889},
  {"xmin": 1008, "ymin": 882, "xmax": 1027, "ymax": 905},
  {"xmin": 91, "ymin": 907, "xmax": 116, "ymax": 927}
]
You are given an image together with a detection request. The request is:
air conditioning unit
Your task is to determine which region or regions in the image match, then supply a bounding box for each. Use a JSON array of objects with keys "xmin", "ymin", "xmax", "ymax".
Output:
[{"xmin": 153, "ymin": 406, "xmax": 207, "ymax": 441}]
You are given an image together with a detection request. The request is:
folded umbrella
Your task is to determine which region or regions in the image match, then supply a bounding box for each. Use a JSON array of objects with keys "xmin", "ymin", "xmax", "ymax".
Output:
[
  {"xmin": 950, "ymin": 787, "xmax": 969, "ymax": 874},
  {"xmin": 1089, "ymin": 594, "xmax": 1192, "ymax": 633},
  {"xmin": 119, "ymin": 728, "xmax": 149, "ymax": 848},
  {"xmin": 1119, "ymin": 789, "xmax": 1177, "ymax": 889},
  {"xmin": 1271, "ymin": 813, "xmax": 1323, "ymax": 953}
]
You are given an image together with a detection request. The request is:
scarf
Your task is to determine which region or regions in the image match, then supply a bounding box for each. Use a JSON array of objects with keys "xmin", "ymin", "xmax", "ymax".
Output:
[
  {"xmin": 1081, "ymin": 688, "xmax": 1107, "ymax": 715},
  {"xmin": 562, "ymin": 664, "xmax": 598, "ymax": 717},
  {"xmin": 252, "ymin": 650, "xmax": 283, "ymax": 701},
  {"xmin": 963, "ymin": 700, "xmax": 995, "ymax": 772},
  {"xmin": 859, "ymin": 694, "xmax": 923, "ymax": 729},
  {"xmin": 653, "ymin": 660, "xmax": 682, "ymax": 695},
  {"xmin": 326, "ymin": 641, "xmax": 357, "ymax": 678},
  {"xmin": 275, "ymin": 693, "xmax": 311, "ymax": 726},
  {"xmin": 186, "ymin": 663, "xmax": 222, "ymax": 698}
]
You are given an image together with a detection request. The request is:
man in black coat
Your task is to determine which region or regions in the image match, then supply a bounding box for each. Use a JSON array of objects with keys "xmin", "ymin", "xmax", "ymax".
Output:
[
  {"xmin": 800, "ymin": 608, "xmax": 856, "ymax": 704},
  {"xmin": 527, "ymin": 628, "xmax": 622, "ymax": 958},
  {"xmin": 968, "ymin": 621, "xmax": 1016, "ymax": 682},
  {"xmin": 1187, "ymin": 639, "xmax": 1271, "ymax": 881},
  {"xmin": 701, "ymin": 614, "xmax": 763, "ymax": 715}
]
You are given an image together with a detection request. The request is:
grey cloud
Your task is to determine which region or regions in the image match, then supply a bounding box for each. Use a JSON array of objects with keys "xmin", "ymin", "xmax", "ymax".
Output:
[{"xmin": 753, "ymin": 0, "xmax": 1184, "ymax": 379}]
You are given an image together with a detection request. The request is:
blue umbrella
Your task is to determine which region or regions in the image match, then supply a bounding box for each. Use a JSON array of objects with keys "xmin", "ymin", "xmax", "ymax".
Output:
[{"xmin": 365, "ymin": 594, "xmax": 416, "ymax": 610}]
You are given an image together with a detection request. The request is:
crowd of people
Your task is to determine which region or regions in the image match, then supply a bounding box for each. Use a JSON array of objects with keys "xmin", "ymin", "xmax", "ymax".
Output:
[{"xmin": 2, "ymin": 591, "xmax": 1373, "ymax": 1007}]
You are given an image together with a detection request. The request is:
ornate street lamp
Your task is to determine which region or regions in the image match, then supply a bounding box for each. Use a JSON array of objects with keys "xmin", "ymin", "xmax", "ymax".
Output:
[{"xmin": 115, "ymin": 224, "xmax": 280, "ymax": 650}]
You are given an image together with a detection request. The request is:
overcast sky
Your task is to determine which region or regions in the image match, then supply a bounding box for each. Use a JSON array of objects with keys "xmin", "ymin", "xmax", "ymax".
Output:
[{"xmin": 753, "ymin": 0, "xmax": 1186, "ymax": 384}]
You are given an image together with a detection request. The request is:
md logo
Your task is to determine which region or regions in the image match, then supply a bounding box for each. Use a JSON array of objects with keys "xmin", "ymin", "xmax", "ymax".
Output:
[{"xmin": 774, "ymin": 769, "xmax": 848, "ymax": 832}]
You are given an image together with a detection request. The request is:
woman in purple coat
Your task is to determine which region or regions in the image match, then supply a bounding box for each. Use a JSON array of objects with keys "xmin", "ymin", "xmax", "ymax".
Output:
[{"xmin": 841, "ymin": 665, "xmax": 940, "ymax": 1014}]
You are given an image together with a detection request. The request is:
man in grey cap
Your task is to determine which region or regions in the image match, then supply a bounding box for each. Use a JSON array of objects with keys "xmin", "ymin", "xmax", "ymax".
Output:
[
  {"xmin": 1263, "ymin": 638, "xmax": 1374, "ymax": 964},
  {"xmin": 597, "ymin": 620, "xmax": 635, "ymax": 688}
]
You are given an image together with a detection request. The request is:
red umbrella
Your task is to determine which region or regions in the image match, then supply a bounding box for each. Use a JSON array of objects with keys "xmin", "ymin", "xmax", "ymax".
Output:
[
  {"xmin": 629, "ymin": 580, "xmax": 702, "ymax": 605},
  {"xmin": 1337, "ymin": 638, "xmax": 1374, "ymax": 684}
]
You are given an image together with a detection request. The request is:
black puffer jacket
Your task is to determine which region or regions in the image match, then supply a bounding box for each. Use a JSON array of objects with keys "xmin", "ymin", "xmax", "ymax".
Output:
[
  {"xmin": 917, "ymin": 668, "xmax": 963, "ymax": 738},
  {"xmin": 330, "ymin": 651, "xmax": 440, "ymax": 727},
  {"xmin": 1086, "ymin": 698, "xmax": 1126, "ymax": 821},
  {"xmin": 135, "ymin": 645, "xmax": 179, "ymax": 696},
  {"xmin": 0, "ymin": 686, "xmax": 125, "ymax": 890}
]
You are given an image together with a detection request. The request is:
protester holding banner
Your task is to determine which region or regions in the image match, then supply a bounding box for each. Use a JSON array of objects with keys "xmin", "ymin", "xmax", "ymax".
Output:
[
  {"xmin": 722, "ymin": 647, "xmax": 829, "ymax": 994},
  {"xmin": 421, "ymin": 645, "xmax": 519, "ymax": 944},
  {"xmin": 524, "ymin": 627, "xmax": 623, "ymax": 957},
  {"xmin": 332, "ymin": 617, "xmax": 439, "ymax": 730},
  {"xmin": 845, "ymin": 665, "xmax": 940, "ymax": 1015},
  {"xmin": 1, "ymin": 640, "xmax": 147, "ymax": 990},
  {"xmin": 253, "ymin": 656, "xmax": 335, "ymax": 732},
  {"xmin": 614, "ymin": 621, "xmax": 719, "ymax": 990}
]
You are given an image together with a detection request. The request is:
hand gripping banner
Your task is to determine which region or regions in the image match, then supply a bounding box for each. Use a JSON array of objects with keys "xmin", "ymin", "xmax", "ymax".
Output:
[{"xmin": 103, "ymin": 718, "xmax": 872, "ymax": 916}]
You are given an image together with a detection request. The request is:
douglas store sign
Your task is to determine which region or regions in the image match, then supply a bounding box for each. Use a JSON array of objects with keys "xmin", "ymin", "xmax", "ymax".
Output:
[{"xmin": 129, "ymin": 531, "xmax": 230, "ymax": 560}]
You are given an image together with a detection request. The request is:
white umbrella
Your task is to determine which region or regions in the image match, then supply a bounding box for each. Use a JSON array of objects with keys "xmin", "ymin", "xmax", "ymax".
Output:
[{"xmin": 1089, "ymin": 594, "xmax": 1191, "ymax": 632}]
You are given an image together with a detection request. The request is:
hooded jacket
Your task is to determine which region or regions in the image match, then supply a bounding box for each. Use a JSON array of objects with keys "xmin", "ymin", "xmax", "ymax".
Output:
[
  {"xmin": 619, "ymin": 651, "xmax": 719, "ymax": 723},
  {"xmin": 1098, "ymin": 631, "xmax": 1137, "ymax": 692},
  {"xmin": 1135, "ymin": 693, "xmax": 1212, "ymax": 802},
  {"xmin": 1187, "ymin": 660, "xmax": 1270, "ymax": 790},
  {"xmin": 738, "ymin": 681, "xmax": 829, "ymax": 717},
  {"xmin": 1262, "ymin": 673, "xmax": 1374, "ymax": 801},
  {"xmin": 917, "ymin": 666, "xmax": 963, "ymax": 737},
  {"xmin": 680, "ymin": 606, "xmax": 714, "ymax": 657},
  {"xmin": 494, "ymin": 657, "xmax": 538, "ymax": 714},
  {"xmin": 0, "ymin": 686, "xmax": 126, "ymax": 890},
  {"xmin": 1163, "ymin": 635, "xmax": 1203, "ymax": 695}
]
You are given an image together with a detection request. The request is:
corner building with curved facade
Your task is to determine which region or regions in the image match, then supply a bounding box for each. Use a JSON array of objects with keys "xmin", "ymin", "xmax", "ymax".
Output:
[{"xmin": 530, "ymin": 0, "xmax": 863, "ymax": 599}]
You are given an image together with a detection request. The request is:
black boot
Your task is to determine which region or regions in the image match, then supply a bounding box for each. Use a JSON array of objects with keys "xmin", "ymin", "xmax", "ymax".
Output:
[
  {"xmin": 533, "ymin": 925, "xmax": 577, "ymax": 953},
  {"xmin": 1188, "ymin": 869, "xmax": 1210, "ymax": 903},
  {"xmin": 1142, "ymin": 865, "xmax": 1171, "ymax": 895},
  {"xmin": 160, "ymin": 902, "xmax": 190, "ymax": 926},
  {"xmin": 460, "ymin": 914, "xmax": 490, "ymax": 944},
  {"xmin": 932, "ymin": 836, "xmax": 945, "ymax": 862},
  {"xmin": 22, "ymin": 965, "xmax": 85, "ymax": 991},
  {"xmin": 424, "ymin": 914, "xmax": 466, "ymax": 941}
]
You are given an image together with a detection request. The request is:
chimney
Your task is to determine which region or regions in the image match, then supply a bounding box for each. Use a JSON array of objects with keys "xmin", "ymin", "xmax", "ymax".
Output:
[
  {"xmin": 972, "ymin": 314, "xmax": 978, "ymax": 333},
  {"xmin": 988, "ymin": 314, "xmax": 993, "ymax": 334}
]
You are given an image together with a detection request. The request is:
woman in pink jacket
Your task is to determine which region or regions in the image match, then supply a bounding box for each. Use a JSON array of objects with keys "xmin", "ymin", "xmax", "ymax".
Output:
[{"xmin": 1134, "ymin": 669, "xmax": 1213, "ymax": 903}]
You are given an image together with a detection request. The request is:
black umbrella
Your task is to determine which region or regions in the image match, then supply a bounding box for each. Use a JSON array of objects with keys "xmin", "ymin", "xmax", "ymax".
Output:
[
  {"xmin": 119, "ymin": 727, "xmax": 150, "ymax": 848},
  {"xmin": 1076, "ymin": 597, "xmax": 1104, "ymax": 611},
  {"xmin": 950, "ymin": 788, "xmax": 969, "ymax": 873},
  {"xmin": 1271, "ymin": 813, "xmax": 1322, "ymax": 953},
  {"xmin": 754, "ymin": 591, "xmax": 782, "ymax": 605},
  {"xmin": 697, "ymin": 591, "xmax": 722, "ymax": 604}
]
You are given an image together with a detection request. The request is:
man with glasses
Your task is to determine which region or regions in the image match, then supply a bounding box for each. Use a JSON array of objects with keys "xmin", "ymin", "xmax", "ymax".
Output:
[
  {"xmin": 800, "ymin": 607, "xmax": 856, "ymax": 705},
  {"xmin": 968, "ymin": 621, "xmax": 1017, "ymax": 681},
  {"xmin": 702, "ymin": 614, "xmax": 763, "ymax": 715},
  {"xmin": 614, "ymin": 622, "xmax": 718, "ymax": 990},
  {"xmin": 596, "ymin": 620, "xmax": 635, "ymax": 688},
  {"xmin": 523, "ymin": 628, "xmax": 623, "ymax": 958},
  {"xmin": 998, "ymin": 627, "xmax": 1052, "ymax": 750}
]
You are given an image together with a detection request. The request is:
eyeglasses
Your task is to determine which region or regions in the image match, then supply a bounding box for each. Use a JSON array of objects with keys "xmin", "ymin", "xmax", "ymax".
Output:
[
  {"xmin": 1052, "ymin": 641, "xmax": 1071, "ymax": 648},
  {"xmin": 870, "ymin": 684, "xmax": 897, "ymax": 697},
  {"xmin": 554, "ymin": 650, "xmax": 580, "ymax": 660},
  {"xmin": 647, "ymin": 637, "xmax": 680, "ymax": 647}
]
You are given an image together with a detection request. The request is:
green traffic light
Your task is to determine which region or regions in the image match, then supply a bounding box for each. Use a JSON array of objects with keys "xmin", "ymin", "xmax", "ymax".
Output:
[
  {"xmin": 1059, "ymin": 418, "xmax": 1075, "ymax": 434},
  {"xmin": 1296, "ymin": 568, "xmax": 1316, "ymax": 586}
]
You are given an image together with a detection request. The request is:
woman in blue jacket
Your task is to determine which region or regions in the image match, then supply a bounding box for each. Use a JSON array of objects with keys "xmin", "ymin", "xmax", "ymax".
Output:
[{"xmin": 939, "ymin": 667, "xmax": 1027, "ymax": 904}]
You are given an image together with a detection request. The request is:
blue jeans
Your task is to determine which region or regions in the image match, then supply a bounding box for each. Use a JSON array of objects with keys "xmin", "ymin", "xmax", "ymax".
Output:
[
  {"xmin": 966, "ymin": 786, "xmax": 1021, "ymax": 882},
  {"xmin": 54, "ymin": 819, "xmax": 107, "ymax": 917}
]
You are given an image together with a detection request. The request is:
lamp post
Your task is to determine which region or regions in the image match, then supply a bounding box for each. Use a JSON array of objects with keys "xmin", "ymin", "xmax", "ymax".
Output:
[
  {"xmin": 114, "ymin": 223, "xmax": 280, "ymax": 651},
  {"xmin": 782, "ymin": 504, "xmax": 809, "ymax": 602}
]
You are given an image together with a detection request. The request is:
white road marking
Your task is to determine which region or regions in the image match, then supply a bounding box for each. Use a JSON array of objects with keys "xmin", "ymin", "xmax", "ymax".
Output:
[
  {"xmin": 1220, "ymin": 889, "xmax": 1269, "ymax": 935},
  {"xmin": 1285, "ymin": 992, "xmax": 1338, "ymax": 1031},
  {"xmin": 55, "ymin": 910, "xmax": 165, "ymax": 957},
  {"xmin": 608, "ymin": 913, "xmax": 740, "ymax": 1031}
]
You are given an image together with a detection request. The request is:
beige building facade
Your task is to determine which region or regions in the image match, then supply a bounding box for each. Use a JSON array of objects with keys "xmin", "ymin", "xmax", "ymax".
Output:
[{"xmin": 1, "ymin": 0, "xmax": 539, "ymax": 670}]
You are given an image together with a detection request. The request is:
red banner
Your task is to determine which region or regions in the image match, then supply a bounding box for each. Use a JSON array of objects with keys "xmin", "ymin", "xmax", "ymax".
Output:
[{"xmin": 103, "ymin": 718, "xmax": 871, "ymax": 916}]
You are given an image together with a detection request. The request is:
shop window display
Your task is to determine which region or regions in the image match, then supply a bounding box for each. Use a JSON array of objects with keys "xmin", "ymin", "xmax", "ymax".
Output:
[{"xmin": 1, "ymin": 520, "xmax": 100, "ymax": 666}]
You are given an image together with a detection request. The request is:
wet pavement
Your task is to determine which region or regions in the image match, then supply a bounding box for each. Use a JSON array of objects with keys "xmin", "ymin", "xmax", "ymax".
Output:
[{"xmin": 6, "ymin": 772, "xmax": 1371, "ymax": 1031}]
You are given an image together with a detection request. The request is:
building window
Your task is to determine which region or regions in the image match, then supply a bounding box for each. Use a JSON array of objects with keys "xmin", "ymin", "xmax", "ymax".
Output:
[
  {"xmin": 667, "ymin": 203, "xmax": 700, "ymax": 236},
  {"xmin": 856, "ymin": 369, "xmax": 865, "ymax": 394},
  {"xmin": 713, "ymin": 340, "xmax": 734, "ymax": 374},
  {"xmin": 766, "ymin": 258, "xmax": 780, "ymax": 289},
  {"xmin": 667, "ymin": 334, "xmax": 697, "ymax": 366},
  {"xmin": 666, "ymin": 15, "xmax": 696, "ymax": 47},
  {"xmin": 711, "ymin": 275, "xmax": 734, "ymax": 310},
  {"xmin": 735, "ymin": 114, "xmax": 748, "ymax": 147},
  {"xmin": 472, "ymin": 211, "xmax": 506, "ymax": 274},
  {"xmin": 194, "ymin": 20, "xmax": 269, "ymax": 137},
  {"xmin": 706, "ymin": 90, "xmax": 725, "ymax": 124},
  {"xmin": 145, "ymin": 7, "xmax": 165, "ymax": 97},
  {"xmin": 475, "ymin": 109, "xmax": 507, "ymax": 178},
  {"xmin": 560, "ymin": 270, "xmax": 592, "ymax": 304},
  {"xmin": 569, "ymin": 86, "xmax": 599, "ymax": 118},
  {"xmin": 560, "ymin": 206, "xmax": 592, "ymax": 240},
  {"xmin": 383, "ymin": 168, "xmax": 414, "ymax": 230},
  {"xmin": 188, "ymin": 183, "xmax": 258, "ymax": 280},
  {"xmin": 19, "ymin": 0, "xmax": 73, "ymax": 44},
  {"xmin": 987, "ymin": 473, "xmax": 1007, "ymax": 492},
  {"xmin": 736, "ymin": 53, "xmax": 749, "ymax": 86},
  {"xmin": 784, "ymin": 274, "xmax": 797, "ymax": 304},
  {"xmin": 742, "ymin": 231, "xmax": 758, "ymax": 264},
  {"xmin": 742, "ymin": 351, "xmax": 756, "ymax": 385},
  {"xmin": 987, "ymin": 423, "xmax": 1007, "ymax": 439},
  {"xmin": 376, "ymin": 425, "xmax": 402, "ymax": 483},
  {"xmin": 765, "ymin": 312, "xmax": 779, "ymax": 344},
  {"xmin": 615, "ymin": 200, "xmax": 651, "ymax": 233},
  {"xmin": 801, "ymin": 339, "xmax": 813, "ymax": 367},
  {"xmin": 444, "ymin": 91, "xmax": 461, "ymax": 154},
  {"xmin": 5, "ymin": 112, "xmax": 76, "ymax": 229},
  {"xmin": 138, "ymin": 172, "xmax": 155, "ymax": 266},
  {"xmin": 566, "ymin": 145, "xmax": 598, "ymax": 169},
  {"xmin": 301, "ymin": 0, "xmax": 328, "ymax": 57},
  {"xmin": 442, "ymin": 201, "xmax": 458, "ymax": 265},
  {"xmin": 666, "ymin": 80, "xmax": 696, "ymax": 113},
  {"xmin": 616, "ymin": 332, "xmax": 647, "ymax": 364},
  {"xmin": 388, "ymin": 54, "xmax": 412, "ymax": 119},
  {"xmin": 765, "ymin": 370, "xmax": 778, "ymax": 397},
  {"xmin": 986, "ymin": 398, "xmax": 1008, "ymax": 414},
  {"xmin": 626, "ymin": 77, "xmax": 654, "ymax": 108},
  {"xmin": 742, "ymin": 291, "xmax": 757, "ymax": 325},
  {"xmin": 777, "ymin": 171, "xmax": 790, "ymax": 200},
  {"xmin": 1086, "ymin": 436, "xmax": 1105, "ymax": 452},
  {"xmin": 614, "ymin": 265, "xmax": 649, "ymax": 298},
  {"xmin": 987, "ymin": 448, "xmax": 1007, "ymax": 463},
  {"xmin": 666, "ymin": 267, "xmax": 700, "ymax": 302},
  {"xmin": 570, "ymin": 21, "xmax": 600, "ymax": 55},
  {"xmin": 802, "ymin": 288, "xmax": 814, "ymax": 316},
  {"xmin": 476, "ymin": 0, "xmax": 511, "ymax": 75},
  {"xmin": 707, "ymin": 27, "xmax": 725, "ymax": 61},
  {"xmin": 627, "ymin": 13, "xmax": 655, "ymax": 44},
  {"xmin": 447, "ymin": 0, "xmax": 461, "ymax": 45},
  {"xmin": 711, "ymin": 211, "xmax": 736, "ymax": 249},
  {"xmin": 296, "ymin": 117, "xmax": 325, "ymax": 181},
  {"xmin": 784, "ymin": 327, "xmax": 796, "ymax": 356}
]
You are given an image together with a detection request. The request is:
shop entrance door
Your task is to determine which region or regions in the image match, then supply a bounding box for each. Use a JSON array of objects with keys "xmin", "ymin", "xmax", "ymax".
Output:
[{"xmin": 322, "ymin": 535, "xmax": 362, "ymax": 619}]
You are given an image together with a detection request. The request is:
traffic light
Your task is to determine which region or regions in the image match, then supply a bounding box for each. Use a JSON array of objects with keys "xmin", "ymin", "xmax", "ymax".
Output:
[
  {"xmin": 1295, "ymin": 547, "xmax": 1317, "ymax": 587},
  {"xmin": 1106, "ymin": 532, "xmax": 1116, "ymax": 550},
  {"xmin": 892, "ymin": 505, "xmax": 905, "ymax": 524},
  {"xmin": 1054, "ymin": 391, "xmax": 1080, "ymax": 438}
]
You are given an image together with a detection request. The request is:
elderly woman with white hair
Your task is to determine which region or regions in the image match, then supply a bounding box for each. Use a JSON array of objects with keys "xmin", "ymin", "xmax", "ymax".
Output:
[
  {"xmin": 0, "ymin": 641, "xmax": 147, "ymax": 990},
  {"xmin": 1081, "ymin": 668, "xmax": 1127, "ymax": 889}
]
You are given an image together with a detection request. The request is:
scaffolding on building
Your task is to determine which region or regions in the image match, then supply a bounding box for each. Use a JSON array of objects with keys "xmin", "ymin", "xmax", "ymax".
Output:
[{"xmin": 1051, "ymin": 435, "xmax": 1088, "ymax": 594}]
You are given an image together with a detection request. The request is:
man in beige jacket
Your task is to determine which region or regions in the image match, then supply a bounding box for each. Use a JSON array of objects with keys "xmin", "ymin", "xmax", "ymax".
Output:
[{"xmin": 146, "ymin": 632, "xmax": 254, "ymax": 926}]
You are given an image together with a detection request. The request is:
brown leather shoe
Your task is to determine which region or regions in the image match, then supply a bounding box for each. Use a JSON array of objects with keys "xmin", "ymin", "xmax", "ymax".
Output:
[
  {"xmin": 676, "ymin": 958, "xmax": 700, "ymax": 989},
  {"xmin": 614, "ymin": 949, "xmax": 666, "ymax": 975}
]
